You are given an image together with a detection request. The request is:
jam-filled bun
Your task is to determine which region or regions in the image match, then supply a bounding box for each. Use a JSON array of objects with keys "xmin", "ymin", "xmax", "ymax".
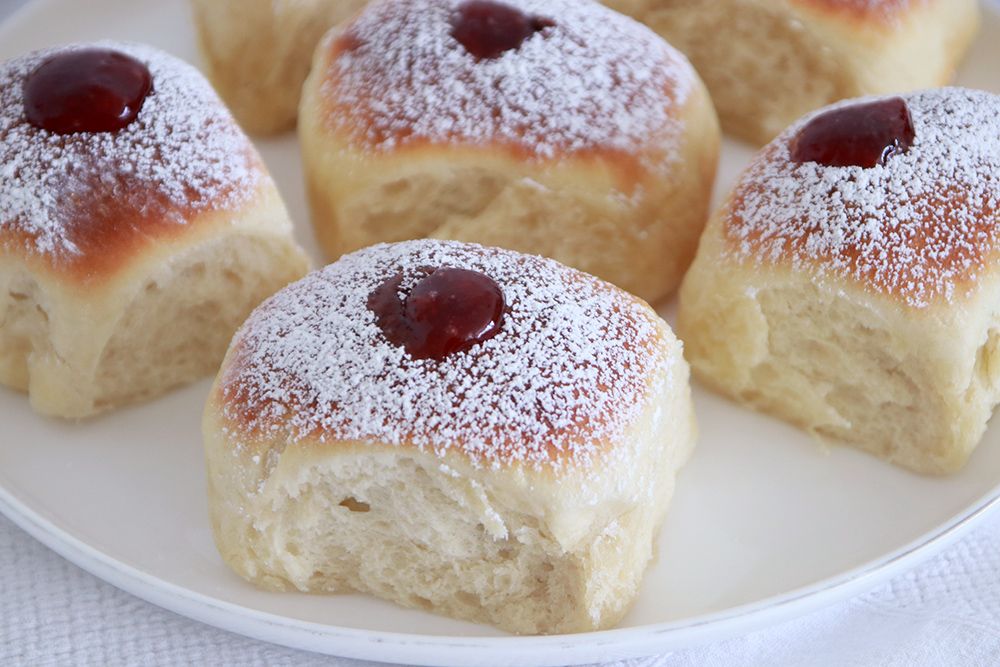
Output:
[
  {"xmin": 204, "ymin": 239, "xmax": 695, "ymax": 634},
  {"xmin": 679, "ymin": 88, "xmax": 1000, "ymax": 474},
  {"xmin": 0, "ymin": 42, "xmax": 309, "ymax": 418},
  {"xmin": 299, "ymin": 0, "xmax": 719, "ymax": 304},
  {"xmin": 190, "ymin": 0, "xmax": 368, "ymax": 135},
  {"xmin": 605, "ymin": 0, "xmax": 980, "ymax": 144}
]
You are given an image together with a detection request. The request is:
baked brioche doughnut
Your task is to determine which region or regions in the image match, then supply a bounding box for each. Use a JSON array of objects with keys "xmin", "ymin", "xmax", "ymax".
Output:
[
  {"xmin": 299, "ymin": 0, "xmax": 719, "ymax": 304},
  {"xmin": 0, "ymin": 42, "xmax": 309, "ymax": 418},
  {"xmin": 604, "ymin": 0, "xmax": 980, "ymax": 144},
  {"xmin": 679, "ymin": 88, "xmax": 1000, "ymax": 474},
  {"xmin": 190, "ymin": 0, "xmax": 368, "ymax": 135},
  {"xmin": 205, "ymin": 239, "xmax": 695, "ymax": 634}
]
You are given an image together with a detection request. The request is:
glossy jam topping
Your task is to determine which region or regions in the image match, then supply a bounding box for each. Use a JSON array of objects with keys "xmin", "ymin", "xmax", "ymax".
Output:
[
  {"xmin": 450, "ymin": 0, "xmax": 554, "ymax": 60},
  {"xmin": 790, "ymin": 97, "xmax": 915, "ymax": 169},
  {"xmin": 368, "ymin": 267, "xmax": 505, "ymax": 360},
  {"xmin": 23, "ymin": 48, "xmax": 153, "ymax": 135}
]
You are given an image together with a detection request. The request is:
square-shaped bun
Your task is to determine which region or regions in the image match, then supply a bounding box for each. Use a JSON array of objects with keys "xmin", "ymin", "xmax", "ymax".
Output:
[
  {"xmin": 205, "ymin": 240, "xmax": 695, "ymax": 634},
  {"xmin": 0, "ymin": 42, "xmax": 309, "ymax": 418},
  {"xmin": 606, "ymin": 0, "xmax": 980, "ymax": 143},
  {"xmin": 679, "ymin": 88, "xmax": 1000, "ymax": 474}
]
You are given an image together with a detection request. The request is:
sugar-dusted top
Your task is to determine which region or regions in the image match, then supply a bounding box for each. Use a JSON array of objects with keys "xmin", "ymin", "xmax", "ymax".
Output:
[
  {"xmin": 0, "ymin": 42, "xmax": 261, "ymax": 279},
  {"xmin": 725, "ymin": 88, "xmax": 1000, "ymax": 309},
  {"xmin": 219, "ymin": 240, "xmax": 674, "ymax": 468},
  {"xmin": 319, "ymin": 0, "xmax": 694, "ymax": 164}
]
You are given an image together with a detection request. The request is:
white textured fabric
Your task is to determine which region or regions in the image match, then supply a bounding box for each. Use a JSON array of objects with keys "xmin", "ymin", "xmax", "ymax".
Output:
[{"xmin": 4, "ymin": 509, "xmax": 1000, "ymax": 667}]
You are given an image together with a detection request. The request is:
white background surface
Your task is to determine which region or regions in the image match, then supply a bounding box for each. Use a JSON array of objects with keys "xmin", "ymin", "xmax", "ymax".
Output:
[{"xmin": 2, "ymin": 0, "xmax": 1000, "ymax": 665}]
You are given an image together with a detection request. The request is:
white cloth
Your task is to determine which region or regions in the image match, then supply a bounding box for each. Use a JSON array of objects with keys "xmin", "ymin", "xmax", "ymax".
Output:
[{"xmin": 4, "ymin": 507, "xmax": 1000, "ymax": 667}]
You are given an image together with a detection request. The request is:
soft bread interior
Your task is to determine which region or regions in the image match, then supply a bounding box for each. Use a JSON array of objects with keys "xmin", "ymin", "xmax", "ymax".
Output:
[
  {"xmin": 0, "ymin": 270, "xmax": 45, "ymax": 391},
  {"xmin": 90, "ymin": 235, "xmax": 306, "ymax": 411},
  {"xmin": 0, "ymin": 231, "xmax": 307, "ymax": 418},
  {"xmin": 215, "ymin": 450, "xmax": 669, "ymax": 634},
  {"xmin": 679, "ymin": 222, "xmax": 1000, "ymax": 475},
  {"xmin": 205, "ymin": 349, "xmax": 696, "ymax": 634}
]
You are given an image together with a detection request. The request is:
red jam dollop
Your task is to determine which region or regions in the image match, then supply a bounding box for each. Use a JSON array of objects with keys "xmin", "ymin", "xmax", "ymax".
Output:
[
  {"xmin": 368, "ymin": 267, "xmax": 505, "ymax": 361},
  {"xmin": 451, "ymin": 0, "xmax": 554, "ymax": 60},
  {"xmin": 790, "ymin": 97, "xmax": 915, "ymax": 169},
  {"xmin": 23, "ymin": 48, "xmax": 153, "ymax": 135}
]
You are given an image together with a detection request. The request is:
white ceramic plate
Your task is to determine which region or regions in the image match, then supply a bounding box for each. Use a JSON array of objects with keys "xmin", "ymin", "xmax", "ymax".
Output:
[{"xmin": 2, "ymin": 2, "xmax": 1000, "ymax": 665}]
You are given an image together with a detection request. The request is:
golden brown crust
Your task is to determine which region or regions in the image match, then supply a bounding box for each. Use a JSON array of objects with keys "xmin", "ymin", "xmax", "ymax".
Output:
[
  {"xmin": 314, "ymin": 0, "xmax": 697, "ymax": 181},
  {"xmin": 722, "ymin": 89, "xmax": 1000, "ymax": 309},
  {"xmin": 1, "ymin": 154, "xmax": 265, "ymax": 287},
  {"xmin": 0, "ymin": 42, "xmax": 265, "ymax": 285},
  {"xmin": 214, "ymin": 240, "xmax": 676, "ymax": 469}
]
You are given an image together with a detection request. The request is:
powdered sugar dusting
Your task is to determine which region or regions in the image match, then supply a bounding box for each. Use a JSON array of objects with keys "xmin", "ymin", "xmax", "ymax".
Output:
[
  {"xmin": 322, "ymin": 0, "xmax": 693, "ymax": 162},
  {"xmin": 220, "ymin": 240, "xmax": 672, "ymax": 468},
  {"xmin": 726, "ymin": 88, "xmax": 1000, "ymax": 308},
  {"xmin": 0, "ymin": 41, "xmax": 260, "ymax": 261}
]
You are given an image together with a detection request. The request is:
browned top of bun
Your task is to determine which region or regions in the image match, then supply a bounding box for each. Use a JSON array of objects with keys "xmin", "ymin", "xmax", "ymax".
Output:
[
  {"xmin": 314, "ymin": 0, "xmax": 698, "ymax": 182},
  {"xmin": 215, "ymin": 240, "xmax": 676, "ymax": 470},
  {"xmin": 723, "ymin": 88, "xmax": 1000, "ymax": 309},
  {"xmin": 0, "ymin": 42, "xmax": 263, "ymax": 285}
]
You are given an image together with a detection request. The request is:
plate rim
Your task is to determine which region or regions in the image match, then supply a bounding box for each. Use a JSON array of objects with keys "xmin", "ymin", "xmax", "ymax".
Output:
[
  {"xmin": 3, "ymin": 461, "xmax": 1000, "ymax": 666},
  {"xmin": 2, "ymin": 0, "xmax": 1000, "ymax": 664}
]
